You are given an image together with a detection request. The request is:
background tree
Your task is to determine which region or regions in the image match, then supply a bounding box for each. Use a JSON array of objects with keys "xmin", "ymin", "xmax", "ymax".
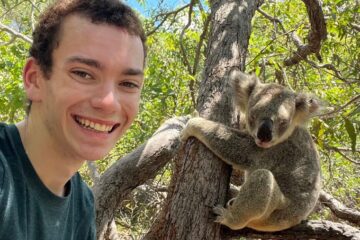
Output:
[{"xmin": 0, "ymin": 0, "xmax": 359, "ymax": 239}]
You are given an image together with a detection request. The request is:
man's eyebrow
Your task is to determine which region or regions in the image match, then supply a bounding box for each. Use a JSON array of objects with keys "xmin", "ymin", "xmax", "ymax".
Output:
[
  {"xmin": 66, "ymin": 56, "xmax": 144, "ymax": 76},
  {"xmin": 66, "ymin": 56, "xmax": 103, "ymax": 69},
  {"xmin": 123, "ymin": 68, "xmax": 144, "ymax": 76}
]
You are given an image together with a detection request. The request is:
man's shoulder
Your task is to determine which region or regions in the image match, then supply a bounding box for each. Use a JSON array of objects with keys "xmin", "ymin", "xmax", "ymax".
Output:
[
  {"xmin": 72, "ymin": 172, "xmax": 94, "ymax": 207},
  {"xmin": 0, "ymin": 122, "xmax": 9, "ymax": 140},
  {"xmin": 0, "ymin": 123, "xmax": 10, "ymax": 178},
  {"xmin": 0, "ymin": 124, "xmax": 11, "ymax": 215},
  {"xmin": 0, "ymin": 122, "xmax": 15, "ymax": 147},
  {"xmin": 70, "ymin": 172, "xmax": 96, "ymax": 239}
]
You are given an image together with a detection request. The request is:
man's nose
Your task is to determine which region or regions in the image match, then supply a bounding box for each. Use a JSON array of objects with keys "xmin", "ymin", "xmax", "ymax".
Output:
[{"xmin": 91, "ymin": 86, "xmax": 119, "ymax": 113}]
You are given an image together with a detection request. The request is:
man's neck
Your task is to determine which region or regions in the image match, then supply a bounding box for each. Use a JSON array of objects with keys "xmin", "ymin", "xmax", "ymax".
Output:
[{"xmin": 16, "ymin": 118, "xmax": 85, "ymax": 197}]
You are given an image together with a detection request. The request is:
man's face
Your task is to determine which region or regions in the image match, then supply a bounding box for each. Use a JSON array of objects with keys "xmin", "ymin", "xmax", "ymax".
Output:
[{"xmin": 28, "ymin": 15, "xmax": 144, "ymax": 161}]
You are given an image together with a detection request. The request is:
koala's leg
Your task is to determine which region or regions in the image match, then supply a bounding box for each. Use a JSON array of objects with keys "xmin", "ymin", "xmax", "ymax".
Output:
[{"xmin": 213, "ymin": 169, "xmax": 288, "ymax": 230}]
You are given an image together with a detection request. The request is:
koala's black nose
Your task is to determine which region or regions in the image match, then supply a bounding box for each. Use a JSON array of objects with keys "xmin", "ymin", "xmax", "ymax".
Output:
[{"xmin": 257, "ymin": 119, "xmax": 273, "ymax": 142}]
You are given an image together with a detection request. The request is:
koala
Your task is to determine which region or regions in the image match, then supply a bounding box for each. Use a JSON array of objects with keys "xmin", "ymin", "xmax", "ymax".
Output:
[{"xmin": 181, "ymin": 70, "xmax": 321, "ymax": 232}]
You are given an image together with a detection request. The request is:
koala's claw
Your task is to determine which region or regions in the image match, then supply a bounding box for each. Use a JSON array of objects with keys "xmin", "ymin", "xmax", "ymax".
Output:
[
  {"xmin": 180, "ymin": 130, "xmax": 191, "ymax": 142},
  {"xmin": 213, "ymin": 205, "xmax": 226, "ymax": 216},
  {"xmin": 213, "ymin": 205, "xmax": 226, "ymax": 223}
]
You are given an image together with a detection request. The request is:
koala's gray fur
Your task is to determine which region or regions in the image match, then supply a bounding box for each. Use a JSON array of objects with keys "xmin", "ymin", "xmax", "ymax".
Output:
[{"xmin": 181, "ymin": 70, "xmax": 321, "ymax": 232}]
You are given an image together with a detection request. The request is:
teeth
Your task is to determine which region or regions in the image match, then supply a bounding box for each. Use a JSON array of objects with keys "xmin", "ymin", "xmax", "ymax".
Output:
[{"xmin": 76, "ymin": 116, "xmax": 114, "ymax": 132}]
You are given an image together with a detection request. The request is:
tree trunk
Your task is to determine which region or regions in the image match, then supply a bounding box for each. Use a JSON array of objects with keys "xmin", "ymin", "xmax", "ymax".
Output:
[
  {"xmin": 144, "ymin": 0, "xmax": 263, "ymax": 239},
  {"xmin": 93, "ymin": 117, "xmax": 189, "ymax": 239}
]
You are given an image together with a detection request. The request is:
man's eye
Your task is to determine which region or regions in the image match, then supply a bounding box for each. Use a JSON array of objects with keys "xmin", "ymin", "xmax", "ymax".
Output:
[
  {"xmin": 120, "ymin": 81, "xmax": 139, "ymax": 89},
  {"xmin": 72, "ymin": 70, "xmax": 92, "ymax": 79}
]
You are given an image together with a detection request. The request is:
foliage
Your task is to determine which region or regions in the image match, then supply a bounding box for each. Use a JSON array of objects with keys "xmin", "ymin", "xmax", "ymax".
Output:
[
  {"xmin": 0, "ymin": 0, "xmax": 359, "ymax": 237},
  {"xmin": 247, "ymin": 0, "xmax": 359, "ymax": 213}
]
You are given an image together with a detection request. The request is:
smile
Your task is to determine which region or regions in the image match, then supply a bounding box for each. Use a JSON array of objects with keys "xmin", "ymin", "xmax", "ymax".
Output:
[{"xmin": 74, "ymin": 115, "xmax": 119, "ymax": 133}]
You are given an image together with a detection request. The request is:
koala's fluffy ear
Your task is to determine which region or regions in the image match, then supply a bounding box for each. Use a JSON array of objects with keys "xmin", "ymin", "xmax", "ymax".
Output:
[
  {"xmin": 230, "ymin": 70, "xmax": 259, "ymax": 113},
  {"xmin": 294, "ymin": 93, "xmax": 321, "ymax": 125}
]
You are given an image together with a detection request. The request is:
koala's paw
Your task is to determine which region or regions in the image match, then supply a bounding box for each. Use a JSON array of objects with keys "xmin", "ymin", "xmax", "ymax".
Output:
[
  {"xmin": 180, "ymin": 117, "xmax": 202, "ymax": 142},
  {"xmin": 213, "ymin": 205, "xmax": 227, "ymax": 224},
  {"xmin": 180, "ymin": 126, "xmax": 192, "ymax": 142}
]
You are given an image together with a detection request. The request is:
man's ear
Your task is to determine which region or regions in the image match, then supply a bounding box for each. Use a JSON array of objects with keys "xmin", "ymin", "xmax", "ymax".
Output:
[
  {"xmin": 23, "ymin": 57, "xmax": 44, "ymax": 102},
  {"xmin": 294, "ymin": 93, "xmax": 321, "ymax": 125},
  {"xmin": 230, "ymin": 70, "xmax": 260, "ymax": 113}
]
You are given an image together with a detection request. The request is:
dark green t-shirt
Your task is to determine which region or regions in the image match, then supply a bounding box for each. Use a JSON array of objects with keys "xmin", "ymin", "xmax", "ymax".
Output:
[{"xmin": 0, "ymin": 123, "xmax": 96, "ymax": 240}]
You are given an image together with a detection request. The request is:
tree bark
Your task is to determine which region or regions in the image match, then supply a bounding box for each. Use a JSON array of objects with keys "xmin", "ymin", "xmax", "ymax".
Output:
[
  {"xmin": 144, "ymin": 0, "xmax": 264, "ymax": 239},
  {"xmin": 319, "ymin": 190, "xmax": 360, "ymax": 226},
  {"xmin": 221, "ymin": 220, "xmax": 360, "ymax": 240},
  {"xmin": 93, "ymin": 117, "xmax": 189, "ymax": 239}
]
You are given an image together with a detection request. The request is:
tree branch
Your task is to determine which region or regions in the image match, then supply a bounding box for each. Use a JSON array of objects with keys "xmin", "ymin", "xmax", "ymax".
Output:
[
  {"xmin": 319, "ymin": 94, "xmax": 360, "ymax": 119},
  {"xmin": 257, "ymin": 7, "xmax": 286, "ymax": 32},
  {"xmin": 146, "ymin": 4, "xmax": 191, "ymax": 36},
  {"xmin": 257, "ymin": 6, "xmax": 354, "ymax": 84},
  {"xmin": 331, "ymin": 148, "xmax": 360, "ymax": 165},
  {"xmin": 350, "ymin": 23, "xmax": 360, "ymax": 32},
  {"xmin": 320, "ymin": 190, "xmax": 360, "ymax": 226},
  {"xmin": 179, "ymin": 0, "xmax": 196, "ymax": 74},
  {"xmin": 0, "ymin": 22, "xmax": 33, "ymax": 44},
  {"xmin": 257, "ymin": 7, "xmax": 304, "ymax": 49},
  {"xmin": 284, "ymin": 0, "xmax": 327, "ymax": 66},
  {"xmin": 192, "ymin": 12, "xmax": 210, "ymax": 75},
  {"xmin": 305, "ymin": 59, "xmax": 354, "ymax": 83},
  {"xmin": 221, "ymin": 220, "xmax": 360, "ymax": 240},
  {"xmin": 321, "ymin": 143, "xmax": 360, "ymax": 164},
  {"xmin": 0, "ymin": 0, "xmax": 26, "ymax": 19},
  {"xmin": 93, "ymin": 116, "xmax": 189, "ymax": 239}
]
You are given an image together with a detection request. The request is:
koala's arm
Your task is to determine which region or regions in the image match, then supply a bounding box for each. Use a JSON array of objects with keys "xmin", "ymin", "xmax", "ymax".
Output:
[{"xmin": 181, "ymin": 117, "xmax": 256, "ymax": 169}]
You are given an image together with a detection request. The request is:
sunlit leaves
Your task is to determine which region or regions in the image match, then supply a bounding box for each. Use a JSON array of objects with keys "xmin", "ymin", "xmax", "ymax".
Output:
[
  {"xmin": 1, "ymin": 0, "xmax": 359, "ymax": 230},
  {"xmin": 343, "ymin": 117, "xmax": 357, "ymax": 153}
]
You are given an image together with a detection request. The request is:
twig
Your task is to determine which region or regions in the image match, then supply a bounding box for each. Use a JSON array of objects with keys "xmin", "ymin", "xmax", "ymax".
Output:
[
  {"xmin": 350, "ymin": 23, "xmax": 360, "ymax": 32},
  {"xmin": 305, "ymin": 59, "xmax": 353, "ymax": 83},
  {"xmin": 331, "ymin": 148, "xmax": 360, "ymax": 165},
  {"xmin": 179, "ymin": 0, "xmax": 196, "ymax": 74},
  {"xmin": 327, "ymin": 147, "xmax": 360, "ymax": 153},
  {"xmin": 189, "ymin": 11, "xmax": 210, "ymax": 108},
  {"xmin": 192, "ymin": 12, "xmax": 210, "ymax": 75},
  {"xmin": 0, "ymin": 22, "xmax": 33, "ymax": 44},
  {"xmin": 146, "ymin": 4, "xmax": 191, "ymax": 36},
  {"xmin": 257, "ymin": 7, "xmax": 286, "ymax": 32},
  {"xmin": 0, "ymin": 0, "xmax": 26, "ymax": 19},
  {"xmin": 319, "ymin": 94, "xmax": 360, "ymax": 119}
]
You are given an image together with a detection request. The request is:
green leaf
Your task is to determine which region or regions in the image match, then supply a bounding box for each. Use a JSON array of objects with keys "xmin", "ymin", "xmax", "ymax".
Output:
[{"xmin": 343, "ymin": 117, "xmax": 357, "ymax": 153}]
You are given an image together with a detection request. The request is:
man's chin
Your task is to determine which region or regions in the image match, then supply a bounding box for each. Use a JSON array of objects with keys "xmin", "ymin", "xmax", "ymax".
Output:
[{"xmin": 79, "ymin": 149, "xmax": 111, "ymax": 162}]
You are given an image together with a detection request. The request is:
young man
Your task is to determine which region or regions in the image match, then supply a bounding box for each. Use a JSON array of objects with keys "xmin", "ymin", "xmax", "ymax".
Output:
[{"xmin": 0, "ymin": 0, "xmax": 146, "ymax": 239}]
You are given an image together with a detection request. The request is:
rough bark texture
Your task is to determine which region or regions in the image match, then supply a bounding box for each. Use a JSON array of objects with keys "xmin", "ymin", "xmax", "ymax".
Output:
[
  {"xmin": 144, "ymin": 0, "xmax": 264, "ymax": 239},
  {"xmin": 320, "ymin": 190, "xmax": 360, "ymax": 226},
  {"xmin": 221, "ymin": 220, "xmax": 360, "ymax": 240},
  {"xmin": 93, "ymin": 117, "xmax": 189, "ymax": 239}
]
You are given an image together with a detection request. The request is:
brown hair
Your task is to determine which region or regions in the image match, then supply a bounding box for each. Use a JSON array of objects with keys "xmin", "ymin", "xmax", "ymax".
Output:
[{"xmin": 26, "ymin": 0, "xmax": 146, "ymax": 113}]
